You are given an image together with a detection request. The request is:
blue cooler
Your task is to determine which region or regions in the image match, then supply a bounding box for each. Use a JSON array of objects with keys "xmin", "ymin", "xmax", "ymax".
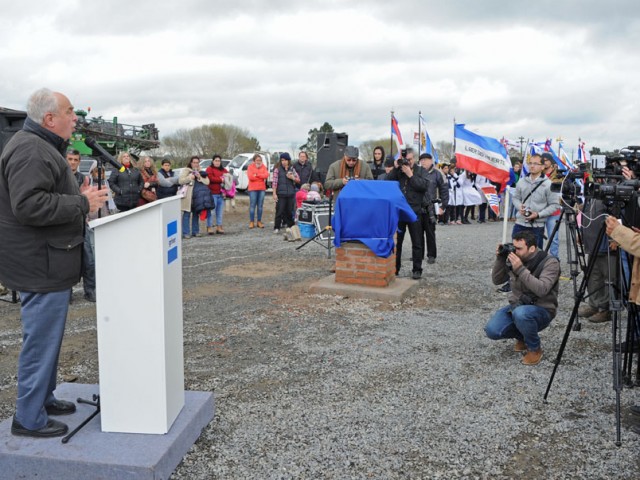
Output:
[{"xmin": 299, "ymin": 223, "xmax": 316, "ymax": 238}]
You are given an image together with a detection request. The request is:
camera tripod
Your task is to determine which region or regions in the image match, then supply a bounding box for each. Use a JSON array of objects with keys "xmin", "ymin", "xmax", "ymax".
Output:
[
  {"xmin": 544, "ymin": 203, "xmax": 587, "ymax": 330},
  {"xmin": 544, "ymin": 213, "xmax": 637, "ymax": 445}
]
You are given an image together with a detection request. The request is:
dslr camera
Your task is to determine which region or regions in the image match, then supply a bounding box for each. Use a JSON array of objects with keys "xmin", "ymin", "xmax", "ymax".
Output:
[
  {"xmin": 498, "ymin": 243, "xmax": 516, "ymax": 258},
  {"xmin": 398, "ymin": 146, "xmax": 412, "ymax": 166}
]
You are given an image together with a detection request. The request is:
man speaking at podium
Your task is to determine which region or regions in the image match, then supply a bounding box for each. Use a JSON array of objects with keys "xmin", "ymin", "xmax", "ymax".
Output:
[{"xmin": 0, "ymin": 88, "xmax": 107, "ymax": 438}]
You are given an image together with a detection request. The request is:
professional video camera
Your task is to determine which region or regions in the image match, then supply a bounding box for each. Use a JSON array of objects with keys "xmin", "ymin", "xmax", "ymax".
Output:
[{"xmin": 580, "ymin": 146, "xmax": 640, "ymax": 226}]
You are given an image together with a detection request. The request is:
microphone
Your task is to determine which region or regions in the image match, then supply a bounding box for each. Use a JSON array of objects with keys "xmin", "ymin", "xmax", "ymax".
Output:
[{"xmin": 84, "ymin": 137, "xmax": 126, "ymax": 172}]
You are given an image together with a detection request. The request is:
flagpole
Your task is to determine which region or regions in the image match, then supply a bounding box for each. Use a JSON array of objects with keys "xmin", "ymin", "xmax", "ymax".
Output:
[
  {"xmin": 418, "ymin": 111, "xmax": 421, "ymax": 155},
  {"xmin": 390, "ymin": 110, "xmax": 394, "ymax": 157},
  {"xmin": 452, "ymin": 117, "xmax": 456, "ymax": 162}
]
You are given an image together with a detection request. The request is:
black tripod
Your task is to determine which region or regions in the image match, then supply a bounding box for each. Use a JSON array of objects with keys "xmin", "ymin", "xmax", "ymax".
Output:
[
  {"xmin": 296, "ymin": 194, "xmax": 334, "ymax": 259},
  {"xmin": 544, "ymin": 203, "xmax": 587, "ymax": 330},
  {"xmin": 61, "ymin": 394, "xmax": 100, "ymax": 444},
  {"xmin": 544, "ymin": 217, "xmax": 628, "ymax": 445}
]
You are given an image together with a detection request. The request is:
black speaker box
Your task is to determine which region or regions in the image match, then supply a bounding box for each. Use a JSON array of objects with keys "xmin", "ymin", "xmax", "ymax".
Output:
[{"xmin": 316, "ymin": 132, "xmax": 348, "ymax": 175}]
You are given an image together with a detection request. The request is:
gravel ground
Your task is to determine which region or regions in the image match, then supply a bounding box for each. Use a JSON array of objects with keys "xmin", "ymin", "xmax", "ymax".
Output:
[{"xmin": 1, "ymin": 196, "xmax": 639, "ymax": 479}]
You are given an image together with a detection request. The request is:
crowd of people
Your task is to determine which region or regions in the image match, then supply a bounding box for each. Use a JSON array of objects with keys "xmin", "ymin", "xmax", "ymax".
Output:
[{"xmin": 1, "ymin": 88, "xmax": 639, "ymax": 442}]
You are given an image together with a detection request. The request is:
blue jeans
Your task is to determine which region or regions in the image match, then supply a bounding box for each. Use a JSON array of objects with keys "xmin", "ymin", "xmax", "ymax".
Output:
[
  {"xmin": 16, "ymin": 289, "xmax": 70, "ymax": 429},
  {"xmin": 206, "ymin": 194, "xmax": 225, "ymax": 227},
  {"xmin": 182, "ymin": 210, "xmax": 199, "ymax": 236},
  {"xmin": 545, "ymin": 213, "xmax": 561, "ymax": 258},
  {"xmin": 512, "ymin": 223, "xmax": 545, "ymax": 249},
  {"xmin": 249, "ymin": 190, "xmax": 265, "ymax": 222},
  {"xmin": 485, "ymin": 304, "xmax": 552, "ymax": 351}
]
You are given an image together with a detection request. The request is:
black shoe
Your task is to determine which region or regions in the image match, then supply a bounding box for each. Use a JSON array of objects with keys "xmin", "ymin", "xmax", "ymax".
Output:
[
  {"xmin": 84, "ymin": 291, "xmax": 96, "ymax": 303},
  {"xmin": 427, "ymin": 257, "xmax": 436, "ymax": 264},
  {"xmin": 630, "ymin": 405, "xmax": 640, "ymax": 417},
  {"xmin": 45, "ymin": 399, "xmax": 76, "ymax": 416},
  {"xmin": 477, "ymin": 219, "xmax": 485, "ymax": 224},
  {"xmin": 497, "ymin": 282, "xmax": 511, "ymax": 293},
  {"xmin": 461, "ymin": 218, "xmax": 471, "ymax": 225},
  {"xmin": 11, "ymin": 416, "xmax": 68, "ymax": 438},
  {"xmin": 411, "ymin": 271, "xmax": 422, "ymax": 280}
]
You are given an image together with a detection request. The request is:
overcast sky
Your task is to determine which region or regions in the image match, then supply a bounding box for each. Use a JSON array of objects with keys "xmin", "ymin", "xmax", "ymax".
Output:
[{"xmin": 2, "ymin": 1, "xmax": 639, "ymax": 156}]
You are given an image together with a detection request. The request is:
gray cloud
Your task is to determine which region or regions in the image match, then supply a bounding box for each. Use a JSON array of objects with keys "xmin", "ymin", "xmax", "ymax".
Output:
[{"xmin": 1, "ymin": 0, "xmax": 639, "ymax": 153}]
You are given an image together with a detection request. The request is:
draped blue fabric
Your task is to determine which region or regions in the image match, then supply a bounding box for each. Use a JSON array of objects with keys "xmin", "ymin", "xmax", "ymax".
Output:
[{"xmin": 333, "ymin": 180, "xmax": 417, "ymax": 257}]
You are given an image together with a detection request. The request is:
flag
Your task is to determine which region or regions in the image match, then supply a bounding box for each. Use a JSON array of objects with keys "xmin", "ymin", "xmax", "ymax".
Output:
[
  {"xmin": 454, "ymin": 124, "xmax": 514, "ymax": 190},
  {"xmin": 549, "ymin": 146, "xmax": 573, "ymax": 172},
  {"xmin": 521, "ymin": 142, "xmax": 544, "ymax": 176},
  {"xmin": 481, "ymin": 186, "xmax": 501, "ymax": 216},
  {"xmin": 578, "ymin": 141, "xmax": 590, "ymax": 163},
  {"xmin": 557, "ymin": 143, "xmax": 574, "ymax": 170},
  {"xmin": 391, "ymin": 114, "xmax": 404, "ymax": 159},
  {"xmin": 419, "ymin": 114, "xmax": 439, "ymax": 163},
  {"xmin": 543, "ymin": 138, "xmax": 552, "ymax": 151}
]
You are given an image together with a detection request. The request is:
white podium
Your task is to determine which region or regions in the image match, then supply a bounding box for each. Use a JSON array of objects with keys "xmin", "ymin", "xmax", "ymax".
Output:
[{"xmin": 89, "ymin": 196, "xmax": 184, "ymax": 434}]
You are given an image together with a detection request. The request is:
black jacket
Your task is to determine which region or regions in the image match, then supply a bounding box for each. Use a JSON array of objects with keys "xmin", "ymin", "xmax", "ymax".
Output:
[
  {"xmin": 387, "ymin": 163, "xmax": 429, "ymax": 214},
  {"xmin": 292, "ymin": 161, "xmax": 317, "ymax": 186},
  {"xmin": 424, "ymin": 167, "xmax": 449, "ymax": 208},
  {"xmin": 109, "ymin": 166, "xmax": 143, "ymax": 209},
  {"xmin": 370, "ymin": 161, "xmax": 385, "ymax": 179},
  {"xmin": 0, "ymin": 119, "xmax": 89, "ymax": 292}
]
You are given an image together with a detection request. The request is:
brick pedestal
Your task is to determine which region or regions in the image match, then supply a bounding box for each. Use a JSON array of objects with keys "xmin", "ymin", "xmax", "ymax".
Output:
[{"xmin": 335, "ymin": 241, "xmax": 396, "ymax": 288}]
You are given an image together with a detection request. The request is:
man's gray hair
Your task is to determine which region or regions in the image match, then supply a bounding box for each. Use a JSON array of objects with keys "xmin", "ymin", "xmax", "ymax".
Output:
[{"xmin": 26, "ymin": 88, "xmax": 59, "ymax": 124}]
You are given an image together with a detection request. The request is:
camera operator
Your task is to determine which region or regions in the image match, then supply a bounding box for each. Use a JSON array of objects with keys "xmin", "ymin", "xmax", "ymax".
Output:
[
  {"xmin": 418, "ymin": 153, "xmax": 449, "ymax": 264},
  {"xmin": 386, "ymin": 146, "xmax": 429, "ymax": 279},
  {"xmin": 511, "ymin": 153, "xmax": 560, "ymax": 248},
  {"xmin": 484, "ymin": 230, "xmax": 561, "ymax": 365},
  {"xmin": 578, "ymin": 191, "xmax": 615, "ymax": 323},
  {"xmin": 605, "ymin": 214, "xmax": 640, "ymax": 429}
]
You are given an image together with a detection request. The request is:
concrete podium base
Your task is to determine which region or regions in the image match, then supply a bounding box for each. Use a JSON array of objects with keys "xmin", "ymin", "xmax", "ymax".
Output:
[
  {"xmin": 309, "ymin": 274, "xmax": 419, "ymax": 301},
  {"xmin": 0, "ymin": 383, "xmax": 214, "ymax": 480}
]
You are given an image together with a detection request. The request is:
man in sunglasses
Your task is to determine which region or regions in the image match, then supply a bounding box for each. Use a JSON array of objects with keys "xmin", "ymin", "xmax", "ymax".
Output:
[{"xmin": 324, "ymin": 145, "xmax": 373, "ymax": 200}]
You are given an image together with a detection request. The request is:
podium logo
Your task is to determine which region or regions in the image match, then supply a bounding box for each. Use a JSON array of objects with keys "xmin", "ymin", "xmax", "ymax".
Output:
[{"xmin": 167, "ymin": 220, "xmax": 178, "ymax": 264}]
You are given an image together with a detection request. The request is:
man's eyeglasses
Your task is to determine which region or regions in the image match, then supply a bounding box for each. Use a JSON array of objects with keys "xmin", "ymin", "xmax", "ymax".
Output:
[{"xmin": 346, "ymin": 157, "xmax": 357, "ymax": 162}]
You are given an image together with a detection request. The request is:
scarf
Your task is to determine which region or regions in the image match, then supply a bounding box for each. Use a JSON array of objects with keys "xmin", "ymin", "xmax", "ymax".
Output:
[{"xmin": 339, "ymin": 159, "xmax": 361, "ymax": 179}]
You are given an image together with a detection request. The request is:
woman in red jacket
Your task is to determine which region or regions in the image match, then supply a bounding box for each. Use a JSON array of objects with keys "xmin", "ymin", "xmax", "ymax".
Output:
[
  {"xmin": 205, "ymin": 155, "xmax": 228, "ymax": 234},
  {"xmin": 247, "ymin": 154, "xmax": 269, "ymax": 228}
]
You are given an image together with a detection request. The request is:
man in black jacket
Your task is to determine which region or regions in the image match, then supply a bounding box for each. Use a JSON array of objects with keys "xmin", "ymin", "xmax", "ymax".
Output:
[
  {"xmin": 292, "ymin": 151, "xmax": 317, "ymax": 188},
  {"xmin": 0, "ymin": 88, "xmax": 107, "ymax": 438},
  {"xmin": 419, "ymin": 153, "xmax": 449, "ymax": 264},
  {"xmin": 386, "ymin": 146, "xmax": 429, "ymax": 279}
]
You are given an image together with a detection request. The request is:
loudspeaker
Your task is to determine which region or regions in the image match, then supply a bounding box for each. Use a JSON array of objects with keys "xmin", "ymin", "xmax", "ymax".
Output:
[
  {"xmin": 0, "ymin": 108, "xmax": 27, "ymax": 155},
  {"xmin": 316, "ymin": 132, "xmax": 348, "ymax": 175}
]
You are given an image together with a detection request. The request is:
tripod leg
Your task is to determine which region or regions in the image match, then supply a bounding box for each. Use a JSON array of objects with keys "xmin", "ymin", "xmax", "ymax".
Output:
[{"xmin": 545, "ymin": 222, "xmax": 608, "ymax": 401}]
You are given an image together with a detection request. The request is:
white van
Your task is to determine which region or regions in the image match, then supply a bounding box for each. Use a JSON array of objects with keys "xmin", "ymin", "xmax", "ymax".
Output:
[{"xmin": 227, "ymin": 152, "xmax": 272, "ymax": 191}]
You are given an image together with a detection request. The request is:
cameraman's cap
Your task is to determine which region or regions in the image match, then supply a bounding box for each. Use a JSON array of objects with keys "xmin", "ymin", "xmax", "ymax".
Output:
[
  {"xmin": 419, "ymin": 153, "xmax": 433, "ymax": 161},
  {"xmin": 279, "ymin": 152, "xmax": 291, "ymax": 161},
  {"xmin": 345, "ymin": 146, "xmax": 359, "ymax": 159},
  {"xmin": 540, "ymin": 152, "xmax": 553, "ymax": 162}
]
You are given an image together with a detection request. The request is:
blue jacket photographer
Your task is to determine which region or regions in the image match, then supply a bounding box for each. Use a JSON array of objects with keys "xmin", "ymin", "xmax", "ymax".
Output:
[{"xmin": 484, "ymin": 229, "xmax": 560, "ymax": 366}]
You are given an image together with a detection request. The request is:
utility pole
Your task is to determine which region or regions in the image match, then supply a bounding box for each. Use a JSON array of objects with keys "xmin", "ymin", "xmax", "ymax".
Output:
[{"xmin": 518, "ymin": 136, "xmax": 525, "ymax": 159}]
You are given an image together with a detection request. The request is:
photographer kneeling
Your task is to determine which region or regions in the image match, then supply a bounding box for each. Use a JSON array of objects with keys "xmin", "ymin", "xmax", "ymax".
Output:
[{"xmin": 484, "ymin": 230, "xmax": 561, "ymax": 365}]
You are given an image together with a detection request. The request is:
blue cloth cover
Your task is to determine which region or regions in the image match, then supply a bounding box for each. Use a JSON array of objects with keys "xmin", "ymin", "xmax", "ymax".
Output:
[{"xmin": 333, "ymin": 180, "xmax": 417, "ymax": 257}]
